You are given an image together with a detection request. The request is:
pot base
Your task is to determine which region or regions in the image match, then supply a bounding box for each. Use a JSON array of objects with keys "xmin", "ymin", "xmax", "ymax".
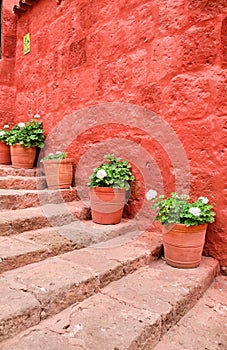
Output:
[
  {"xmin": 10, "ymin": 144, "xmax": 36, "ymax": 169},
  {"xmin": 90, "ymin": 187, "xmax": 126, "ymax": 225},
  {"xmin": 0, "ymin": 142, "xmax": 11, "ymax": 165},
  {"xmin": 163, "ymin": 223, "xmax": 207, "ymax": 269},
  {"xmin": 91, "ymin": 209, "xmax": 124, "ymax": 225},
  {"xmin": 43, "ymin": 159, "xmax": 73, "ymax": 189}
]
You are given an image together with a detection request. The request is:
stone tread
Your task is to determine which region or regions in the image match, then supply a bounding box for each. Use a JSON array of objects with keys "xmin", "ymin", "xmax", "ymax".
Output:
[
  {"xmin": 0, "ymin": 220, "xmax": 142, "ymax": 274},
  {"xmin": 0, "ymin": 235, "xmax": 51, "ymax": 274},
  {"xmin": 0, "ymin": 188, "xmax": 54, "ymax": 194},
  {"xmin": 0, "ymin": 201, "xmax": 91, "ymax": 236},
  {"xmin": 154, "ymin": 275, "xmax": 227, "ymax": 350},
  {"xmin": 0, "ymin": 175, "xmax": 46, "ymax": 190},
  {"xmin": 0, "ymin": 187, "xmax": 78, "ymax": 210},
  {"xmin": 0, "ymin": 231, "xmax": 162, "ymax": 342},
  {"xmin": 0, "ymin": 257, "xmax": 219, "ymax": 349},
  {"xmin": 0, "ymin": 165, "xmax": 38, "ymax": 177}
]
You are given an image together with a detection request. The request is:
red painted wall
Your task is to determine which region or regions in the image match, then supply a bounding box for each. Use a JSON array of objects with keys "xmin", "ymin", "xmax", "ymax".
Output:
[
  {"xmin": 0, "ymin": 0, "xmax": 17, "ymax": 127},
  {"xmin": 4, "ymin": 0, "xmax": 227, "ymax": 269}
]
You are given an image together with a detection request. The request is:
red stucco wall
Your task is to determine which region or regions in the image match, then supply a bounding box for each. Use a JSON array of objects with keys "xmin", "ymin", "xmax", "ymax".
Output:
[
  {"xmin": 3, "ymin": 0, "xmax": 227, "ymax": 269},
  {"xmin": 0, "ymin": 0, "xmax": 17, "ymax": 127}
]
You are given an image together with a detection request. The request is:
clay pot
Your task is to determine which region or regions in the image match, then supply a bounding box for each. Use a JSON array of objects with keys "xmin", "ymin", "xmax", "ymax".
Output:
[
  {"xmin": 10, "ymin": 144, "xmax": 36, "ymax": 168},
  {"xmin": 43, "ymin": 158, "xmax": 73, "ymax": 189},
  {"xmin": 89, "ymin": 187, "xmax": 126, "ymax": 225},
  {"xmin": 0, "ymin": 142, "xmax": 11, "ymax": 165},
  {"xmin": 162, "ymin": 223, "xmax": 208, "ymax": 268}
]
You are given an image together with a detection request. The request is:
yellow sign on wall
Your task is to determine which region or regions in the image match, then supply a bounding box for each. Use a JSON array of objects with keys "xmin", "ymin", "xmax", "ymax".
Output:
[{"xmin": 24, "ymin": 33, "xmax": 30, "ymax": 55}]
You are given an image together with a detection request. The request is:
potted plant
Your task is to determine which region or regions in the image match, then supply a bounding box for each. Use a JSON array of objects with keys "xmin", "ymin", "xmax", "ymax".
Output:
[
  {"xmin": 7, "ymin": 115, "xmax": 45, "ymax": 169},
  {"xmin": 0, "ymin": 124, "xmax": 11, "ymax": 165},
  {"xmin": 40, "ymin": 151, "xmax": 73, "ymax": 189},
  {"xmin": 88, "ymin": 153, "xmax": 135, "ymax": 224},
  {"xmin": 150, "ymin": 192, "xmax": 215, "ymax": 268}
]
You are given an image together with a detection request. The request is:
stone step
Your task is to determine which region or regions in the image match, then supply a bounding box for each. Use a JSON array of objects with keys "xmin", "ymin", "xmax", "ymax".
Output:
[
  {"xmin": 0, "ymin": 187, "xmax": 78, "ymax": 210},
  {"xmin": 0, "ymin": 220, "xmax": 140, "ymax": 274},
  {"xmin": 0, "ymin": 201, "xmax": 91, "ymax": 236},
  {"xmin": 0, "ymin": 231, "xmax": 162, "ymax": 342},
  {"xmin": 153, "ymin": 275, "xmax": 227, "ymax": 350},
  {"xmin": 0, "ymin": 256, "xmax": 218, "ymax": 348},
  {"xmin": 0, "ymin": 165, "xmax": 38, "ymax": 177},
  {"xmin": 0, "ymin": 175, "xmax": 46, "ymax": 190}
]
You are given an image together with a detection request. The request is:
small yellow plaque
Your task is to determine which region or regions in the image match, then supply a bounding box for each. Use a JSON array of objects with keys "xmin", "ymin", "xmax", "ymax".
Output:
[{"xmin": 24, "ymin": 33, "xmax": 30, "ymax": 55}]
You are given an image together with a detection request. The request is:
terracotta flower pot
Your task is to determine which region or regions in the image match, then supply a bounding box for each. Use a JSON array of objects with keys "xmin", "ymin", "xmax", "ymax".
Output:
[
  {"xmin": 43, "ymin": 158, "xmax": 73, "ymax": 189},
  {"xmin": 0, "ymin": 142, "xmax": 11, "ymax": 165},
  {"xmin": 10, "ymin": 144, "xmax": 36, "ymax": 169},
  {"xmin": 89, "ymin": 187, "xmax": 126, "ymax": 225},
  {"xmin": 162, "ymin": 223, "xmax": 208, "ymax": 268}
]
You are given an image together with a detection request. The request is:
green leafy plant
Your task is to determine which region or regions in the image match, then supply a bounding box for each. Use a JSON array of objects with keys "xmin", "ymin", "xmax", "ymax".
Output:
[
  {"xmin": 7, "ymin": 115, "xmax": 44, "ymax": 148},
  {"xmin": 0, "ymin": 125, "xmax": 11, "ymax": 144},
  {"xmin": 88, "ymin": 153, "xmax": 134, "ymax": 189},
  {"xmin": 40, "ymin": 151, "xmax": 67, "ymax": 162},
  {"xmin": 151, "ymin": 192, "xmax": 215, "ymax": 227}
]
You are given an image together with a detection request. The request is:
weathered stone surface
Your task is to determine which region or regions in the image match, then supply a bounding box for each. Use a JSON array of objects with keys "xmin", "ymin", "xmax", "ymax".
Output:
[
  {"xmin": 1, "ymin": 0, "xmax": 226, "ymax": 268},
  {"xmin": 154, "ymin": 275, "xmax": 227, "ymax": 350},
  {"xmin": 151, "ymin": 36, "xmax": 179, "ymax": 81},
  {"xmin": 3, "ymin": 256, "xmax": 97, "ymax": 318},
  {"xmin": 164, "ymin": 73, "xmax": 211, "ymax": 119},
  {"xmin": 0, "ymin": 201, "xmax": 90, "ymax": 236},
  {"xmin": 0, "ymin": 257, "xmax": 218, "ymax": 349},
  {"xmin": 0, "ymin": 278, "xmax": 41, "ymax": 341},
  {"xmin": 0, "ymin": 187, "xmax": 78, "ymax": 210},
  {"xmin": 140, "ymin": 83, "xmax": 162, "ymax": 113},
  {"xmin": 0, "ymin": 86, "xmax": 16, "ymax": 121},
  {"xmin": 57, "ymin": 219, "xmax": 139, "ymax": 246},
  {"xmin": 0, "ymin": 221, "xmax": 143, "ymax": 273},
  {"xmin": 188, "ymin": 0, "xmax": 226, "ymax": 22},
  {"xmin": 0, "ymin": 231, "xmax": 161, "ymax": 341},
  {"xmin": 214, "ymin": 71, "xmax": 227, "ymax": 116},
  {"xmin": 221, "ymin": 17, "xmax": 227, "ymax": 68},
  {"xmin": 0, "ymin": 60, "xmax": 15, "ymax": 85},
  {"xmin": 0, "ymin": 206, "xmax": 49, "ymax": 235},
  {"xmin": 103, "ymin": 258, "xmax": 219, "ymax": 332},
  {"xmin": 56, "ymin": 293, "xmax": 161, "ymax": 350},
  {"xmin": 19, "ymin": 220, "xmax": 138, "ymax": 250},
  {"xmin": 60, "ymin": 249, "xmax": 124, "ymax": 288},
  {"xmin": 2, "ymin": 36, "xmax": 16, "ymax": 58},
  {"xmin": 0, "ymin": 165, "xmax": 37, "ymax": 177},
  {"xmin": 179, "ymin": 25, "xmax": 217, "ymax": 71},
  {"xmin": 0, "ymin": 329, "xmax": 83, "ymax": 350},
  {"xmin": 88, "ymin": 232, "xmax": 161, "ymax": 274},
  {"xmin": 159, "ymin": 0, "xmax": 187, "ymax": 33},
  {"xmin": 0, "ymin": 175, "xmax": 46, "ymax": 190},
  {"xmin": 20, "ymin": 226, "xmax": 78, "ymax": 254},
  {"xmin": 68, "ymin": 38, "xmax": 87, "ymax": 69},
  {"xmin": 0, "ymin": 236, "xmax": 50, "ymax": 273},
  {"xmin": 0, "ymin": 4, "xmax": 16, "ymax": 125}
]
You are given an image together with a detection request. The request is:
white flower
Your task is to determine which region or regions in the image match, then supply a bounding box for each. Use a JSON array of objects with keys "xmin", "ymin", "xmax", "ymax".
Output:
[
  {"xmin": 56, "ymin": 151, "xmax": 63, "ymax": 154},
  {"xmin": 3, "ymin": 125, "xmax": 9, "ymax": 129},
  {"xmin": 189, "ymin": 207, "xmax": 201, "ymax": 216},
  {"xmin": 48, "ymin": 153, "xmax": 54, "ymax": 156},
  {"xmin": 0, "ymin": 131, "xmax": 6, "ymax": 136},
  {"xmin": 96, "ymin": 169, "xmax": 107, "ymax": 179},
  {"xmin": 198, "ymin": 196, "xmax": 209, "ymax": 204},
  {"xmin": 146, "ymin": 189, "xmax": 157, "ymax": 200},
  {"xmin": 18, "ymin": 122, "xmax": 25, "ymax": 128},
  {"xmin": 34, "ymin": 114, "xmax": 40, "ymax": 119}
]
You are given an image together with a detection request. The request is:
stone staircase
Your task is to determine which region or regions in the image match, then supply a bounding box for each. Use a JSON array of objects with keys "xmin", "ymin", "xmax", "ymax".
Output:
[{"xmin": 0, "ymin": 165, "xmax": 224, "ymax": 349}]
